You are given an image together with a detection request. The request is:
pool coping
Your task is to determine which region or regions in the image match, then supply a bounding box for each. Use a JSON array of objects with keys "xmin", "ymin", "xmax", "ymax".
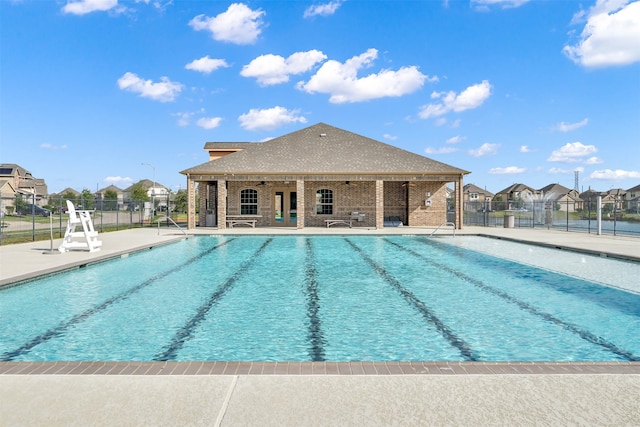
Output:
[
  {"xmin": 2, "ymin": 361, "xmax": 639, "ymax": 376},
  {"xmin": 476, "ymin": 233, "xmax": 640, "ymax": 263}
]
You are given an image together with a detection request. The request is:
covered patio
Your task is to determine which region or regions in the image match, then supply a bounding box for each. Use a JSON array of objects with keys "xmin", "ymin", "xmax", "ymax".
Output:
[{"xmin": 181, "ymin": 123, "xmax": 469, "ymax": 230}]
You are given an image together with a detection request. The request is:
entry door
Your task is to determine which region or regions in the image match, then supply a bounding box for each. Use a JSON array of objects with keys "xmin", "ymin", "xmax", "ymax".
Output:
[{"xmin": 273, "ymin": 190, "xmax": 297, "ymax": 226}]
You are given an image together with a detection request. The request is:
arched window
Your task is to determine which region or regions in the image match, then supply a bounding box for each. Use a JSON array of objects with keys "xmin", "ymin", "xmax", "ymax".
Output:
[
  {"xmin": 240, "ymin": 189, "xmax": 258, "ymax": 215},
  {"xmin": 316, "ymin": 189, "xmax": 333, "ymax": 215}
]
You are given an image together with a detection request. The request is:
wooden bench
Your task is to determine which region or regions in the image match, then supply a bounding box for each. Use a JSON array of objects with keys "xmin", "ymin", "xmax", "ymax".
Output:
[
  {"xmin": 226, "ymin": 215, "xmax": 261, "ymax": 228},
  {"xmin": 324, "ymin": 219, "xmax": 352, "ymax": 228}
]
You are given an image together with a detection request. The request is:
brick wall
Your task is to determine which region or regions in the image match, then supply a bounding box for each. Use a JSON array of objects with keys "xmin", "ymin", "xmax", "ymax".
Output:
[
  {"xmin": 407, "ymin": 182, "xmax": 448, "ymax": 226},
  {"xmin": 203, "ymin": 179, "xmax": 450, "ymax": 228},
  {"xmin": 303, "ymin": 181, "xmax": 376, "ymax": 227}
]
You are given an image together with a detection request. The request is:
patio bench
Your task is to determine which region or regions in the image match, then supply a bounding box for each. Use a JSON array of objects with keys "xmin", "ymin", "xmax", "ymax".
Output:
[
  {"xmin": 324, "ymin": 218, "xmax": 352, "ymax": 228},
  {"xmin": 226, "ymin": 215, "xmax": 261, "ymax": 228}
]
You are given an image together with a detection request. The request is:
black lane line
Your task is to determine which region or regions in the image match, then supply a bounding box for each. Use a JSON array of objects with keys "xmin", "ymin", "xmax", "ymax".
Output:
[
  {"xmin": 388, "ymin": 237, "xmax": 639, "ymax": 362},
  {"xmin": 305, "ymin": 238, "xmax": 325, "ymax": 362},
  {"xmin": 154, "ymin": 238, "xmax": 274, "ymax": 361},
  {"xmin": 344, "ymin": 238, "xmax": 477, "ymax": 361},
  {"xmin": 0, "ymin": 238, "xmax": 237, "ymax": 362}
]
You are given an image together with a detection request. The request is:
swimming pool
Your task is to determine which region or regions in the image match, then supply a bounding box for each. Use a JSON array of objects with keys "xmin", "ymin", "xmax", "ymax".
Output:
[{"xmin": 1, "ymin": 235, "xmax": 638, "ymax": 362}]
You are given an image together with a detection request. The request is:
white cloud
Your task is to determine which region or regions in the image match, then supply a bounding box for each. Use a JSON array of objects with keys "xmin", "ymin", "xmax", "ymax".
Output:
[
  {"xmin": 548, "ymin": 167, "xmax": 571, "ymax": 174},
  {"xmin": 489, "ymin": 166, "xmax": 526, "ymax": 174},
  {"xmin": 117, "ymin": 72, "xmax": 183, "ymax": 102},
  {"xmin": 189, "ymin": 3, "xmax": 265, "ymax": 45},
  {"xmin": 471, "ymin": 0, "xmax": 530, "ymax": 9},
  {"xmin": 549, "ymin": 166, "xmax": 584, "ymax": 174},
  {"xmin": 304, "ymin": 1, "xmax": 343, "ymax": 18},
  {"xmin": 563, "ymin": 0, "xmax": 640, "ymax": 67},
  {"xmin": 590, "ymin": 169, "xmax": 640, "ymax": 180},
  {"xmin": 174, "ymin": 112, "xmax": 193, "ymax": 127},
  {"xmin": 446, "ymin": 135, "xmax": 465, "ymax": 144},
  {"xmin": 584, "ymin": 156, "xmax": 604, "ymax": 164},
  {"xmin": 196, "ymin": 117, "xmax": 223, "ymax": 129},
  {"xmin": 62, "ymin": 0, "xmax": 118, "ymax": 15},
  {"xmin": 383, "ymin": 134, "xmax": 398, "ymax": 141},
  {"xmin": 241, "ymin": 50, "xmax": 327, "ymax": 86},
  {"xmin": 104, "ymin": 176, "xmax": 133, "ymax": 185},
  {"xmin": 425, "ymin": 146, "xmax": 459, "ymax": 154},
  {"xmin": 185, "ymin": 56, "xmax": 229, "ymax": 74},
  {"xmin": 419, "ymin": 80, "xmax": 492, "ymax": 119},
  {"xmin": 40, "ymin": 143, "xmax": 68, "ymax": 150},
  {"xmin": 297, "ymin": 48, "xmax": 433, "ymax": 103},
  {"xmin": 552, "ymin": 118, "xmax": 589, "ymax": 132},
  {"xmin": 547, "ymin": 141, "xmax": 597, "ymax": 163},
  {"xmin": 238, "ymin": 106, "xmax": 307, "ymax": 131},
  {"xmin": 468, "ymin": 142, "xmax": 499, "ymax": 157},
  {"xmin": 520, "ymin": 145, "xmax": 532, "ymax": 153}
]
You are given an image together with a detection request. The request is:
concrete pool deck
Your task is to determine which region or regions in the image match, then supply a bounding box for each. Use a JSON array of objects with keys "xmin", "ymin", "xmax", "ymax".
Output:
[{"xmin": 1, "ymin": 226, "xmax": 639, "ymax": 426}]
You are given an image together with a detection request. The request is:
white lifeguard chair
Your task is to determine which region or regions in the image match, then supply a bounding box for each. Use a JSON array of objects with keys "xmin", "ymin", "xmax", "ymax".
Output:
[{"xmin": 58, "ymin": 200, "xmax": 102, "ymax": 252}]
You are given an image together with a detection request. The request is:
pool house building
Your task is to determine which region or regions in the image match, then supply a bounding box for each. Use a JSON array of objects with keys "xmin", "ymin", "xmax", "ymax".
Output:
[{"xmin": 181, "ymin": 123, "xmax": 469, "ymax": 230}]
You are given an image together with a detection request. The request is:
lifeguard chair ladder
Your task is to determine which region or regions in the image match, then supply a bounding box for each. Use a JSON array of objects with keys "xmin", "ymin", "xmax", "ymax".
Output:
[{"xmin": 58, "ymin": 200, "xmax": 102, "ymax": 252}]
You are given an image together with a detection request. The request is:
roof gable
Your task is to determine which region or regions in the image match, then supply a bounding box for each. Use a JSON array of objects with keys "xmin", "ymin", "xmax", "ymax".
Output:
[
  {"xmin": 464, "ymin": 183, "xmax": 494, "ymax": 196},
  {"xmin": 539, "ymin": 183, "xmax": 571, "ymax": 195},
  {"xmin": 495, "ymin": 183, "xmax": 535, "ymax": 195},
  {"xmin": 183, "ymin": 123, "xmax": 469, "ymax": 176}
]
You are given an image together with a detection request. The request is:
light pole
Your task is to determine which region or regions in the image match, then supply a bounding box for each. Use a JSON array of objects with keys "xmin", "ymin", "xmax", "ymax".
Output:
[{"xmin": 141, "ymin": 162, "xmax": 156, "ymax": 218}]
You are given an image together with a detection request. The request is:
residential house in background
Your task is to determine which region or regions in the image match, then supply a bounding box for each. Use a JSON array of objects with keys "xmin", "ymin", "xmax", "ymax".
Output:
[
  {"xmin": 538, "ymin": 183, "xmax": 582, "ymax": 212},
  {"xmin": 463, "ymin": 183, "xmax": 494, "ymax": 211},
  {"xmin": 0, "ymin": 163, "xmax": 48, "ymax": 206},
  {"xmin": 123, "ymin": 180, "xmax": 170, "ymax": 211},
  {"xmin": 0, "ymin": 179, "xmax": 16, "ymax": 214},
  {"xmin": 493, "ymin": 183, "xmax": 536, "ymax": 210},
  {"xmin": 95, "ymin": 185, "xmax": 125, "ymax": 211},
  {"xmin": 625, "ymin": 184, "xmax": 640, "ymax": 214},
  {"xmin": 48, "ymin": 187, "xmax": 81, "ymax": 206}
]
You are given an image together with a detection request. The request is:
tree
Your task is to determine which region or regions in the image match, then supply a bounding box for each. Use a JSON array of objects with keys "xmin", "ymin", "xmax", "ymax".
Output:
[
  {"xmin": 14, "ymin": 194, "xmax": 28, "ymax": 214},
  {"xmin": 130, "ymin": 182, "xmax": 149, "ymax": 202},
  {"xmin": 104, "ymin": 189, "xmax": 118, "ymax": 211},
  {"xmin": 61, "ymin": 191, "xmax": 78, "ymax": 204},
  {"xmin": 81, "ymin": 188, "xmax": 94, "ymax": 210},
  {"xmin": 173, "ymin": 189, "xmax": 187, "ymax": 213}
]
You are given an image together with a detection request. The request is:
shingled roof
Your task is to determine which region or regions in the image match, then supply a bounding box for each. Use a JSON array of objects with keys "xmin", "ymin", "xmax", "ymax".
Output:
[{"xmin": 182, "ymin": 123, "xmax": 469, "ymax": 176}]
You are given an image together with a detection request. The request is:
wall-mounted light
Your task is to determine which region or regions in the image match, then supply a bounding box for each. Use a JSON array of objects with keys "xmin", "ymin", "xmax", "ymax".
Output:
[{"xmin": 425, "ymin": 192, "xmax": 432, "ymax": 207}]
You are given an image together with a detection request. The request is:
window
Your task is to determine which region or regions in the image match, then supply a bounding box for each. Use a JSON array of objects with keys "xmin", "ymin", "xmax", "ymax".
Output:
[
  {"xmin": 469, "ymin": 192, "xmax": 478, "ymax": 200},
  {"xmin": 316, "ymin": 189, "xmax": 333, "ymax": 215},
  {"xmin": 240, "ymin": 189, "xmax": 258, "ymax": 215}
]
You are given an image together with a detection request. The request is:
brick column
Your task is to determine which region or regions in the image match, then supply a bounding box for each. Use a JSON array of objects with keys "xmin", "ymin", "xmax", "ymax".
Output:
[
  {"xmin": 187, "ymin": 176, "xmax": 196, "ymax": 229},
  {"xmin": 375, "ymin": 180, "xmax": 384, "ymax": 229},
  {"xmin": 296, "ymin": 179, "xmax": 305, "ymax": 229},
  {"xmin": 217, "ymin": 179, "xmax": 227, "ymax": 229}
]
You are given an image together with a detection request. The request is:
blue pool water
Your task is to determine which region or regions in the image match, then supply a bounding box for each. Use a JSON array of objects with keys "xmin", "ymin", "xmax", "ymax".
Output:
[{"xmin": 1, "ymin": 235, "xmax": 638, "ymax": 362}]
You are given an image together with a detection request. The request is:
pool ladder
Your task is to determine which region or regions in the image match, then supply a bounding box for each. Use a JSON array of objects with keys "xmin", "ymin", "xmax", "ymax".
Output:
[
  {"xmin": 156, "ymin": 216, "xmax": 187, "ymax": 236},
  {"xmin": 429, "ymin": 222, "xmax": 456, "ymax": 238}
]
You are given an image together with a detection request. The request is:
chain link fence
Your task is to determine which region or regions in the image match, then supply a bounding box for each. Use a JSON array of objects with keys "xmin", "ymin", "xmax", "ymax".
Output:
[
  {"xmin": 3, "ymin": 194, "xmax": 638, "ymax": 244},
  {"xmin": 0, "ymin": 194, "xmax": 187, "ymax": 245},
  {"xmin": 461, "ymin": 199, "xmax": 640, "ymax": 236}
]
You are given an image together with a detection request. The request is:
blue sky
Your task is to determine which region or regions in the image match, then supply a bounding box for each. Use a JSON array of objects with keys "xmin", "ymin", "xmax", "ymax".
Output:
[{"xmin": 2, "ymin": 0, "xmax": 639, "ymax": 195}]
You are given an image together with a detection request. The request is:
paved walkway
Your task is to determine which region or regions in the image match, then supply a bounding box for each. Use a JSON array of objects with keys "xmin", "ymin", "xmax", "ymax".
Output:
[{"xmin": 1, "ymin": 226, "xmax": 639, "ymax": 426}]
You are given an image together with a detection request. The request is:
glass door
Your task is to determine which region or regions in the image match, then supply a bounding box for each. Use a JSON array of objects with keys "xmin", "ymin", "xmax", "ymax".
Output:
[{"xmin": 273, "ymin": 190, "xmax": 296, "ymax": 226}]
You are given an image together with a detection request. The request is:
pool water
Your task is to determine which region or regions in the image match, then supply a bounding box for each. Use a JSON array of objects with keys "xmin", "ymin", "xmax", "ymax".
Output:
[{"xmin": 1, "ymin": 235, "xmax": 638, "ymax": 362}]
